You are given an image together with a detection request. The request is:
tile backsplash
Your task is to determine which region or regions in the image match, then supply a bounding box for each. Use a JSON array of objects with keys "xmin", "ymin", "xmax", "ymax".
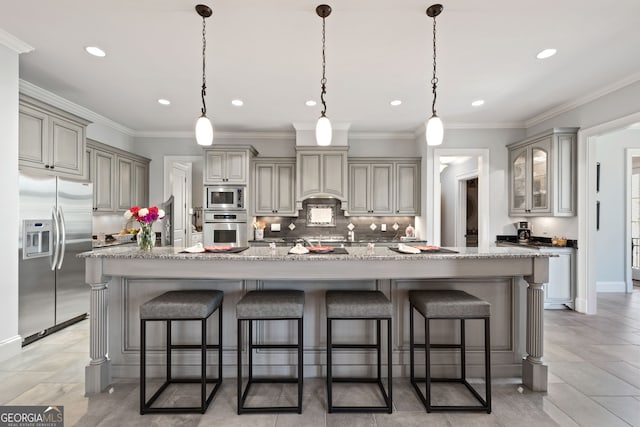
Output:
[{"xmin": 256, "ymin": 198, "xmax": 416, "ymax": 241}]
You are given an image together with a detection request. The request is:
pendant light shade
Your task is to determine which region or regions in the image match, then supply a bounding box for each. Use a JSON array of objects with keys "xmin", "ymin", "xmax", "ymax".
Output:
[
  {"xmin": 426, "ymin": 114, "xmax": 443, "ymax": 146},
  {"xmin": 195, "ymin": 4, "xmax": 213, "ymax": 146},
  {"xmin": 425, "ymin": 4, "xmax": 444, "ymax": 146},
  {"xmin": 196, "ymin": 114, "xmax": 214, "ymax": 146},
  {"xmin": 316, "ymin": 114, "xmax": 332, "ymax": 146},
  {"xmin": 316, "ymin": 5, "xmax": 332, "ymax": 146}
]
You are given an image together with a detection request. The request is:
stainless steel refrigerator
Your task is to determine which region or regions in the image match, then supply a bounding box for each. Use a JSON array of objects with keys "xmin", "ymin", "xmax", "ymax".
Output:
[{"xmin": 18, "ymin": 173, "xmax": 93, "ymax": 344}]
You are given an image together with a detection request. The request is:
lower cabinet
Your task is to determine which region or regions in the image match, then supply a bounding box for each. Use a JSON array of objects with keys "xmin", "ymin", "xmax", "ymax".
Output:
[{"xmin": 540, "ymin": 247, "xmax": 575, "ymax": 309}]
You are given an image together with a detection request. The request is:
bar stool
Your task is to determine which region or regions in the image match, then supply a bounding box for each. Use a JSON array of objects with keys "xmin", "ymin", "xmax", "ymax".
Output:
[
  {"xmin": 325, "ymin": 290, "xmax": 393, "ymax": 413},
  {"xmin": 409, "ymin": 290, "xmax": 491, "ymax": 413},
  {"xmin": 139, "ymin": 290, "xmax": 223, "ymax": 414},
  {"xmin": 236, "ymin": 290, "xmax": 304, "ymax": 414}
]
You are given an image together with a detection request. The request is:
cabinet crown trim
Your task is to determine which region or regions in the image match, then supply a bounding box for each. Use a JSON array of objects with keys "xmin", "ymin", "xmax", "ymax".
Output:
[{"xmin": 507, "ymin": 127, "xmax": 579, "ymax": 149}]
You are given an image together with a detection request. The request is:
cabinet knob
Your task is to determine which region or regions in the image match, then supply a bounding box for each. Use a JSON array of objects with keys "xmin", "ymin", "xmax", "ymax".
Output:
[
  {"xmin": 50, "ymin": 166, "xmax": 54, "ymax": 169},
  {"xmin": 45, "ymin": 165, "xmax": 50, "ymax": 168}
]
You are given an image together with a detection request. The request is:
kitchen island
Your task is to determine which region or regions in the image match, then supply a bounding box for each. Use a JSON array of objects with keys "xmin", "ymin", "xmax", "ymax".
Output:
[{"xmin": 79, "ymin": 245, "xmax": 550, "ymax": 395}]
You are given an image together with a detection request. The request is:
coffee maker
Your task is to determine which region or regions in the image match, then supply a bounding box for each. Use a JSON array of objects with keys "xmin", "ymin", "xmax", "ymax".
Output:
[{"xmin": 517, "ymin": 221, "xmax": 531, "ymax": 243}]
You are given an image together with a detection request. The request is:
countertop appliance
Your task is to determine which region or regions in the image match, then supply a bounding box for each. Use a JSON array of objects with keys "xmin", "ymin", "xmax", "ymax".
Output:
[
  {"xmin": 203, "ymin": 210, "xmax": 247, "ymax": 246},
  {"xmin": 517, "ymin": 221, "xmax": 531, "ymax": 243},
  {"xmin": 19, "ymin": 173, "xmax": 93, "ymax": 345},
  {"xmin": 205, "ymin": 185, "xmax": 245, "ymax": 210}
]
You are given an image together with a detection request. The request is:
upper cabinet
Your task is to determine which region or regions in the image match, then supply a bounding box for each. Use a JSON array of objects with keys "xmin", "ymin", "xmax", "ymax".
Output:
[
  {"xmin": 86, "ymin": 139, "xmax": 150, "ymax": 213},
  {"xmin": 19, "ymin": 95, "xmax": 91, "ymax": 178},
  {"xmin": 296, "ymin": 147, "xmax": 348, "ymax": 210},
  {"xmin": 204, "ymin": 146, "xmax": 257, "ymax": 185},
  {"xmin": 508, "ymin": 128, "xmax": 578, "ymax": 216},
  {"xmin": 253, "ymin": 159, "xmax": 296, "ymax": 216},
  {"xmin": 347, "ymin": 159, "xmax": 420, "ymax": 216}
]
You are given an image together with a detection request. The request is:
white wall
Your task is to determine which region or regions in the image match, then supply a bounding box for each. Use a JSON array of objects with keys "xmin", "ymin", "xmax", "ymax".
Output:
[{"xmin": 0, "ymin": 44, "xmax": 22, "ymax": 361}]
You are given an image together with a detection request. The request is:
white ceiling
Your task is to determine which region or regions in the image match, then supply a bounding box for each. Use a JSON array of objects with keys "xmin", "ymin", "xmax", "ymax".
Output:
[{"xmin": 2, "ymin": 0, "xmax": 640, "ymax": 135}]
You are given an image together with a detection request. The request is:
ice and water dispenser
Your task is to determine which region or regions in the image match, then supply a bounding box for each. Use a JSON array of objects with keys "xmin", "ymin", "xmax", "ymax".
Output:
[{"xmin": 22, "ymin": 219, "xmax": 53, "ymax": 259}]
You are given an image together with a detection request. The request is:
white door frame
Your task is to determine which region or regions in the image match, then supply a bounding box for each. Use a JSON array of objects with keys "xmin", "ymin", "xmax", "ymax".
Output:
[
  {"xmin": 431, "ymin": 148, "xmax": 490, "ymax": 247},
  {"xmin": 164, "ymin": 156, "xmax": 201, "ymax": 246},
  {"xmin": 578, "ymin": 111, "xmax": 640, "ymax": 314},
  {"xmin": 456, "ymin": 171, "xmax": 479, "ymax": 247},
  {"xmin": 626, "ymin": 150, "xmax": 640, "ymax": 289}
]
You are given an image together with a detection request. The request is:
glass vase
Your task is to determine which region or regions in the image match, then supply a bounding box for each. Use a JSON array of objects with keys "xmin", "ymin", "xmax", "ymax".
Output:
[{"xmin": 137, "ymin": 223, "xmax": 156, "ymax": 251}]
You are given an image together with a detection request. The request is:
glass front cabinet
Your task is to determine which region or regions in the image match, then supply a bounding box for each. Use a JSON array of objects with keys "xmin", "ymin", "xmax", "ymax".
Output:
[{"xmin": 508, "ymin": 128, "xmax": 578, "ymax": 217}]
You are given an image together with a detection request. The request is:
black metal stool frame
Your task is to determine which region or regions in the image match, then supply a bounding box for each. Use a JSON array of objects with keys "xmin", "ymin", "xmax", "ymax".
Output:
[
  {"xmin": 140, "ymin": 304, "xmax": 223, "ymax": 414},
  {"xmin": 237, "ymin": 316, "xmax": 304, "ymax": 414},
  {"xmin": 409, "ymin": 302, "xmax": 491, "ymax": 413},
  {"xmin": 327, "ymin": 317, "xmax": 393, "ymax": 414}
]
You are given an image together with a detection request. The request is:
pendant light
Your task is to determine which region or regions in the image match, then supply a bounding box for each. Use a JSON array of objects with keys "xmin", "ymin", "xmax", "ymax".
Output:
[
  {"xmin": 426, "ymin": 4, "xmax": 444, "ymax": 146},
  {"xmin": 195, "ymin": 4, "xmax": 213, "ymax": 146},
  {"xmin": 315, "ymin": 4, "xmax": 332, "ymax": 146}
]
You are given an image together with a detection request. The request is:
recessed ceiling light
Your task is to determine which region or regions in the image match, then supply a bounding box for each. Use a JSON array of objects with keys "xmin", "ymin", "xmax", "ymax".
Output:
[
  {"xmin": 536, "ymin": 48, "xmax": 557, "ymax": 59},
  {"xmin": 231, "ymin": 99, "xmax": 244, "ymax": 107},
  {"xmin": 157, "ymin": 98, "xmax": 171, "ymax": 106},
  {"xmin": 471, "ymin": 99, "xmax": 485, "ymax": 107},
  {"xmin": 390, "ymin": 100, "xmax": 402, "ymax": 106},
  {"xmin": 84, "ymin": 46, "xmax": 106, "ymax": 57},
  {"xmin": 305, "ymin": 100, "xmax": 317, "ymax": 107}
]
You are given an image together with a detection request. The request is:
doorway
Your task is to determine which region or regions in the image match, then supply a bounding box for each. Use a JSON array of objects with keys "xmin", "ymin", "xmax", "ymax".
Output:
[{"xmin": 164, "ymin": 156, "xmax": 204, "ymax": 248}]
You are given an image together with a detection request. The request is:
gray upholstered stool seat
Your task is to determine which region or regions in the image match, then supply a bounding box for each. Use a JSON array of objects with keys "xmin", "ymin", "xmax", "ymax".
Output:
[
  {"xmin": 236, "ymin": 290, "xmax": 305, "ymax": 414},
  {"xmin": 409, "ymin": 289, "xmax": 491, "ymax": 414},
  {"xmin": 409, "ymin": 290, "xmax": 491, "ymax": 318},
  {"xmin": 140, "ymin": 290, "xmax": 223, "ymax": 319},
  {"xmin": 326, "ymin": 290, "xmax": 393, "ymax": 318},
  {"xmin": 140, "ymin": 290, "xmax": 223, "ymax": 415},
  {"xmin": 236, "ymin": 290, "xmax": 304, "ymax": 319},
  {"xmin": 325, "ymin": 290, "xmax": 393, "ymax": 414}
]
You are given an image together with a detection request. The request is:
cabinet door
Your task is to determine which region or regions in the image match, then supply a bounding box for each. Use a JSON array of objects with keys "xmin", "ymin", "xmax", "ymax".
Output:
[
  {"xmin": 204, "ymin": 151, "xmax": 225, "ymax": 183},
  {"xmin": 299, "ymin": 154, "xmax": 322, "ymax": 198},
  {"xmin": 49, "ymin": 116, "xmax": 84, "ymax": 176},
  {"xmin": 371, "ymin": 164, "xmax": 393, "ymax": 214},
  {"xmin": 396, "ymin": 162, "xmax": 420, "ymax": 215},
  {"xmin": 275, "ymin": 164, "xmax": 295, "ymax": 215},
  {"xmin": 225, "ymin": 151, "xmax": 247, "ymax": 183},
  {"xmin": 529, "ymin": 137, "xmax": 552, "ymax": 214},
  {"xmin": 323, "ymin": 153, "xmax": 345, "ymax": 197},
  {"xmin": 132, "ymin": 161, "xmax": 149, "ymax": 208},
  {"xmin": 509, "ymin": 147, "xmax": 528, "ymax": 215},
  {"xmin": 545, "ymin": 251, "xmax": 573, "ymax": 304},
  {"xmin": 94, "ymin": 150, "xmax": 116, "ymax": 212},
  {"xmin": 83, "ymin": 148, "xmax": 92, "ymax": 182},
  {"xmin": 349, "ymin": 164, "xmax": 370, "ymax": 214},
  {"xmin": 19, "ymin": 105, "xmax": 49, "ymax": 168},
  {"xmin": 117, "ymin": 157, "xmax": 133, "ymax": 211},
  {"xmin": 254, "ymin": 164, "xmax": 275, "ymax": 214},
  {"xmin": 555, "ymin": 134, "xmax": 576, "ymax": 215}
]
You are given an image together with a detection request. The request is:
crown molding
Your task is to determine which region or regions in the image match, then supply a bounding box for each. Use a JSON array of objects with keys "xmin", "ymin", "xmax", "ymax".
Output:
[
  {"xmin": 525, "ymin": 72, "xmax": 640, "ymax": 128},
  {"xmin": 0, "ymin": 28, "xmax": 33, "ymax": 53},
  {"xmin": 292, "ymin": 122, "xmax": 351, "ymax": 131},
  {"xmin": 349, "ymin": 132, "xmax": 416, "ymax": 140},
  {"xmin": 19, "ymin": 80, "xmax": 136, "ymax": 136},
  {"xmin": 133, "ymin": 130, "xmax": 296, "ymax": 140},
  {"xmin": 412, "ymin": 121, "xmax": 525, "ymax": 138}
]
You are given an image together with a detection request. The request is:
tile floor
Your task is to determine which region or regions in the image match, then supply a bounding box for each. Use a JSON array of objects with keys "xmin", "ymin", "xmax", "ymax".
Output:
[{"xmin": 2, "ymin": 291, "xmax": 640, "ymax": 426}]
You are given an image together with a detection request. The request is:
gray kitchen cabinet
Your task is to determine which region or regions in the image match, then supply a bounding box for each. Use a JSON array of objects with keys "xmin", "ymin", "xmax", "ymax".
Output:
[
  {"xmin": 508, "ymin": 128, "xmax": 577, "ymax": 216},
  {"xmin": 348, "ymin": 158, "xmax": 420, "ymax": 216},
  {"xmin": 296, "ymin": 147, "xmax": 348, "ymax": 210},
  {"xmin": 19, "ymin": 95, "xmax": 90, "ymax": 178},
  {"xmin": 253, "ymin": 159, "xmax": 296, "ymax": 216},
  {"xmin": 540, "ymin": 247, "xmax": 575, "ymax": 309},
  {"xmin": 348, "ymin": 163, "xmax": 393, "ymax": 215},
  {"xmin": 204, "ymin": 146, "xmax": 257, "ymax": 185},
  {"xmin": 87, "ymin": 139, "xmax": 149, "ymax": 213},
  {"xmin": 395, "ymin": 161, "xmax": 420, "ymax": 215}
]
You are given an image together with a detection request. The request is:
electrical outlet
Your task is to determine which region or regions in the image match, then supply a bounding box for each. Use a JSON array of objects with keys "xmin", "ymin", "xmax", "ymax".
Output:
[{"xmin": 381, "ymin": 224, "xmax": 387, "ymax": 232}]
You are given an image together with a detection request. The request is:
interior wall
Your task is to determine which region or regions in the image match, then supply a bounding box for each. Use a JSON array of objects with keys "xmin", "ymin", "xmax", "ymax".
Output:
[{"xmin": 0, "ymin": 43, "xmax": 21, "ymax": 361}]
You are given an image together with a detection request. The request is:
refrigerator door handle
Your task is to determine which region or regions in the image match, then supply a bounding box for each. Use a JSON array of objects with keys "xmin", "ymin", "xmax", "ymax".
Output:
[
  {"xmin": 57, "ymin": 206, "xmax": 66, "ymax": 269},
  {"xmin": 51, "ymin": 206, "xmax": 60, "ymax": 271}
]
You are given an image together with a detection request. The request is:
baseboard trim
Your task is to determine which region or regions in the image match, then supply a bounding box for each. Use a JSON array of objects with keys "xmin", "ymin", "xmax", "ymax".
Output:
[
  {"xmin": 596, "ymin": 281, "xmax": 626, "ymax": 293},
  {"xmin": 0, "ymin": 335, "xmax": 22, "ymax": 362}
]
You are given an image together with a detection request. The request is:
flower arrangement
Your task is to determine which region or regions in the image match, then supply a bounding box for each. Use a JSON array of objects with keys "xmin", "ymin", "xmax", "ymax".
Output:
[{"xmin": 124, "ymin": 206, "xmax": 165, "ymax": 251}]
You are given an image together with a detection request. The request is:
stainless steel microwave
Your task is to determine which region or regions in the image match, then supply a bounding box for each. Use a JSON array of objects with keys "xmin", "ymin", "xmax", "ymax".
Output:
[{"xmin": 205, "ymin": 186, "xmax": 245, "ymax": 210}]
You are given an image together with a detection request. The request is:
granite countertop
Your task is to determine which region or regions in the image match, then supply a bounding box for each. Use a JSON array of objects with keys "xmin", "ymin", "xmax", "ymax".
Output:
[
  {"xmin": 79, "ymin": 244, "xmax": 549, "ymax": 261},
  {"xmin": 496, "ymin": 235, "xmax": 578, "ymax": 249}
]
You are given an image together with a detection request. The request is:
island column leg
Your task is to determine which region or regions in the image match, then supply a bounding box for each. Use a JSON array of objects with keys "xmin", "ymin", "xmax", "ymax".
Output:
[
  {"xmin": 85, "ymin": 258, "xmax": 111, "ymax": 394},
  {"xmin": 523, "ymin": 257, "xmax": 549, "ymax": 392}
]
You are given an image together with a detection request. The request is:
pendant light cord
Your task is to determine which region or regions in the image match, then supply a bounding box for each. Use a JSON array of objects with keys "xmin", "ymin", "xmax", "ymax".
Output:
[
  {"xmin": 201, "ymin": 15, "xmax": 207, "ymax": 116},
  {"xmin": 431, "ymin": 14, "xmax": 438, "ymax": 116},
  {"xmin": 320, "ymin": 15, "xmax": 327, "ymax": 117}
]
